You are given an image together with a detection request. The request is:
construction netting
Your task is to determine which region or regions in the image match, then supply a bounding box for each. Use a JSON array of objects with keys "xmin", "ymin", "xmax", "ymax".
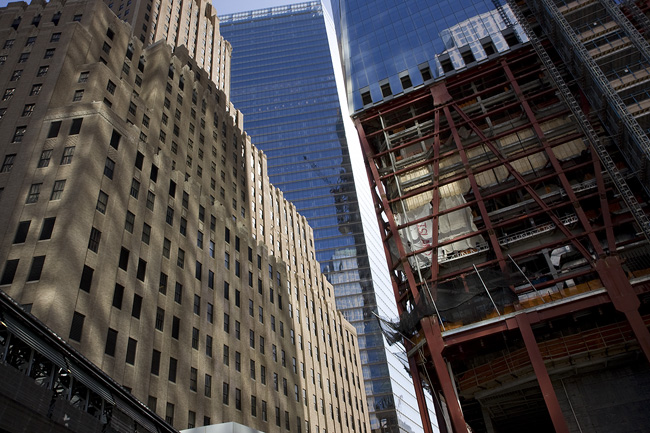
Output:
[{"xmin": 378, "ymin": 267, "xmax": 521, "ymax": 345}]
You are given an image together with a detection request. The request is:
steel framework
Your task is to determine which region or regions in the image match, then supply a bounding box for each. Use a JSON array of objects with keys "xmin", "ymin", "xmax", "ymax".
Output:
[{"xmin": 355, "ymin": 40, "xmax": 650, "ymax": 432}]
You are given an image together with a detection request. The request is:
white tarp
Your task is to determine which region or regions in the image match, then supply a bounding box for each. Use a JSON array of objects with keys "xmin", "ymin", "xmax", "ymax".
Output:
[{"xmin": 396, "ymin": 195, "xmax": 485, "ymax": 268}]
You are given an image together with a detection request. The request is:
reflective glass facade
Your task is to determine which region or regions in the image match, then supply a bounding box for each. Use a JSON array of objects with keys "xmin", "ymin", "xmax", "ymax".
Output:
[
  {"xmin": 220, "ymin": 3, "xmax": 424, "ymax": 432},
  {"xmin": 331, "ymin": 0, "xmax": 527, "ymax": 112}
]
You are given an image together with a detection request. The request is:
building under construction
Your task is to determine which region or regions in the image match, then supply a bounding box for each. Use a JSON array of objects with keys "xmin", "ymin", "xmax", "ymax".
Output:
[{"xmin": 352, "ymin": 0, "xmax": 650, "ymax": 431}]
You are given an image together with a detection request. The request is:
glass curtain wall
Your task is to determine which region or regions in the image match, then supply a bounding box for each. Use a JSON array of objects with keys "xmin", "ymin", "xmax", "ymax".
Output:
[{"xmin": 220, "ymin": 3, "xmax": 423, "ymax": 432}]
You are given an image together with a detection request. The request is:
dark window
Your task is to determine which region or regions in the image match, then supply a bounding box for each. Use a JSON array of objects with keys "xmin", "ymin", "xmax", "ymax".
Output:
[
  {"xmin": 39, "ymin": 217, "xmax": 55, "ymax": 240},
  {"xmin": 172, "ymin": 316, "xmax": 180, "ymax": 339},
  {"xmin": 79, "ymin": 265, "xmax": 93, "ymax": 292},
  {"xmin": 159, "ymin": 272, "xmax": 168, "ymax": 294},
  {"xmin": 104, "ymin": 157, "xmax": 115, "ymax": 179},
  {"xmin": 105, "ymin": 328, "xmax": 118, "ymax": 356},
  {"xmin": 135, "ymin": 151, "xmax": 144, "ymax": 170},
  {"xmin": 118, "ymin": 247, "xmax": 129, "ymax": 270},
  {"xmin": 47, "ymin": 121, "xmax": 61, "ymax": 138},
  {"xmin": 131, "ymin": 294, "xmax": 142, "ymax": 318},
  {"xmin": 88, "ymin": 227, "xmax": 101, "ymax": 252},
  {"xmin": 168, "ymin": 357, "xmax": 177, "ymax": 382},
  {"xmin": 125, "ymin": 338, "xmax": 137, "ymax": 364},
  {"xmin": 1, "ymin": 259, "xmax": 19, "ymax": 285},
  {"xmin": 136, "ymin": 258, "xmax": 146, "ymax": 281},
  {"xmin": 13, "ymin": 221, "xmax": 30, "ymax": 244},
  {"xmin": 174, "ymin": 282, "xmax": 182, "ymax": 303},
  {"xmin": 27, "ymin": 255, "xmax": 45, "ymax": 281},
  {"xmin": 151, "ymin": 349, "xmax": 161, "ymax": 375},
  {"xmin": 69, "ymin": 118, "xmax": 82, "ymax": 135},
  {"xmin": 113, "ymin": 283, "xmax": 124, "ymax": 309},
  {"xmin": 109, "ymin": 129, "xmax": 121, "ymax": 149},
  {"xmin": 69, "ymin": 311, "xmax": 85, "ymax": 342},
  {"xmin": 192, "ymin": 327, "xmax": 199, "ymax": 349}
]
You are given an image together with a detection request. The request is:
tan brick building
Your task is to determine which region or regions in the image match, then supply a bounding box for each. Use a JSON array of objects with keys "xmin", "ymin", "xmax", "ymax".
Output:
[{"xmin": 0, "ymin": 1, "xmax": 370, "ymax": 432}]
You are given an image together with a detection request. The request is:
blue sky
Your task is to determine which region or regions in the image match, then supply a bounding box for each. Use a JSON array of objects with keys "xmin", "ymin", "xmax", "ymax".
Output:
[{"xmin": 0, "ymin": 0, "xmax": 330, "ymax": 16}]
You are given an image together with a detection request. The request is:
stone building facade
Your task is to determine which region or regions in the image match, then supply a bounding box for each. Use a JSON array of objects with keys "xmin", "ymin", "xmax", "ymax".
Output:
[{"xmin": 0, "ymin": 1, "xmax": 370, "ymax": 432}]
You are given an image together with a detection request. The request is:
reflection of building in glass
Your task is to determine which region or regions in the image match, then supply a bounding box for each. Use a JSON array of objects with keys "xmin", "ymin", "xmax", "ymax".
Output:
[
  {"xmin": 220, "ymin": 3, "xmax": 424, "ymax": 432},
  {"xmin": 341, "ymin": 0, "xmax": 650, "ymax": 431}
]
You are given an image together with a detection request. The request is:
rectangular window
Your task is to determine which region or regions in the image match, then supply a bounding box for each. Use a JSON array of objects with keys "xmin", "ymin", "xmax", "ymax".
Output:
[
  {"xmin": 125, "ymin": 338, "xmax": 137, "ymax": 364},
  {"xmin": 69, "ymin": 311, "xmax": 85, "ymax": 342},
  {"xmin": 192, "ymin": 327, "xmax": 199, "ymax": 349},
  {"xmin": 131, "ymin": 294, "xmax": 142, "ymax": 318},
  {"xmin": 73, "ymin": 89, "xmax": 83, "ymax": 101},
  {"xmin": 136, "ymin": 258, "xmax": 146, "ymax": 281},
  {"xmin": 224, "ymin": 313, "xmax": 230, "ymax": 333},
  {"xmin": 172, "ymin": 316, "xmax": 180, "ymax": 339},
  {"xmin": 207, "ymin": 303, "xmax": 213, "ymax": 323},
  {"xmin": 69, "ymin": 118, "xmax": 82, "ymax": 135},
  {"xmin": 12, "ymin": 126, "xmax": 26, "ymax": 143},
  {"xmin": 96, "ymin": 191, "xmax": 108, "ymax": 213},
  {"xmin": 88, "ymin": 227, "xmax": 101, "ymax": 252},
  {"xmin": 151, "ymin": 350, "xmax": 161, "ymax": 375},
  {"xmin": 130, "ymin": 178, "xmax": 140, "ymax": 198},
  {"xmin": 1, "ymin": 259, "xmax": 19, "ymax": 285},
  {"xmin": 206, "ymin": 335, "xmax": 213, "ymax": 357},
  {"xmin": 79, "ymin": 265, "xmax": 93, "ymax": 292},
  {"xmin": 166, "ymin": 206, "xmax": 174, "ymax": 225},
  {"xmin": 159, "ymin": 272, "xmax": 168, "ymax": 294},
  {"xmin": 50, "ymin": 180, "xmax": 65, "ymax": 200},
  {"xmin": 168, "ymin": 357, "xmax": 177, "ymax": 382},
  {"xmin": 222, "ymin": 382, "xmax": 229, "ymax": 405},
  {"xmin": 1, "ymin": 154, "xmax": 15, "ymax": 172},
  {"xmin": 177, "ymin": 248, "xmax": 184, "ymax": 268},
  {"xmin": 60, "ymin": 146, "xmax": 74, "ymax": 164},
  {"xmin": 142, "ymin": 223, "xmax": 151, "ymax": 244},
  {"xmin": 146, "ymin": 191, "xmax": 155, "ymax": 210},
  {"xmin": 22, "ymin": 104, "xmax": 34, "ymax": 117},
  {"xmin": 13, "ymin": 221, "xmax": 30, "ymax": 244},
  {"xmin": 235, "ymin": 388, "xmax": 241, "ymax": 410},
  {"xmin": 112, "ymin": 283, "xmax": 124, "ymax": 309},
  {"xmin": 174, "ymin": 282, "xmax": 182, "ymax": 303},
  {"xmin": 223, "ymin": 344, "xmax": 229, "ymax": 365},
  {"xmin": 205, "ymin": 374, "xmax": 212, "ymax": 397},
  {"xmin": 105, "ymin": 328, "xmax": 118, "ymax": 356},
  {"xmin": 39, "ymin": 217, "xmax": 55, "ymax": 240},
  {"xmin": 118, "ymin": 247, "xmax": 129, "ymax": 270},
  {"xmin": 104, "ymin": 158, "xmax": 115, "ymax": 178},
  {"xmin": 155, "ymin": 307, "xmax": 164, "ymax": 331},
  {"xmin": 190, "ymin": 367, "xmax": 197, "ymax": 391},
  {"xmin": 163, "ymin": 238, "xmax": 171, "ymax": 258}
]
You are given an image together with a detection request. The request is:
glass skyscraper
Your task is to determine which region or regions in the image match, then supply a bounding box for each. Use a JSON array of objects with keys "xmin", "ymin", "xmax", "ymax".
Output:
[
  {"xmin": 219, "ymin": 3, "xmax": 425, "ymax": 432},
  {"xmin": 330, "ymin": 0, "xmax": 527, "ymax": 113}
]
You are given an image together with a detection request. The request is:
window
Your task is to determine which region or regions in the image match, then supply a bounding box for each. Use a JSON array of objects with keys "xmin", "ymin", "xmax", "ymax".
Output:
[
  {"xmin": 88, "ymin": 227, "xmax": 101, "ymax": 252},
  {"xmin": 262, "ymin": 401, "xmax": 267, "ymax": 422},
  {"xmin": 223, "ymin": 345, "xmax": 230, "ymax": 365},
  {"xmin": 224, "ymin": 313, "xmax": 230, "ymax": 333},
  {"xmin": 190, "ymin": 367, "xmax": 197, "ymax": 391},
  {"xmin": 151, "ymin": 350, "xmax": 161, "ymax": 375},
  {"xmin": 69, "ymin": 312, "xmax": 85, "ymax": 342},
  {"xmin": 155, "ymin": 307, "xmax": 164, "ymax": 331},
  {"xmin": 44, "ymin": 48, "xmax": 55, "ymax": 59},
  {"xmin": 250, "ymin": 359, "xmax": 256, "ymax": 379},
  {"xmin": 78, "ymin": 71, "xmax": 89, "ymax": 82},
  {"xmin": 130, "ymin": 178, "xmax": 140, "ymax": 199},
  {"xmin": 118, "ymin": 247, "xmax": 129, "ymax": 270},
  {"xmin": 206, "ymin": 335, "xmax": 213, "ymax": 357},
  {"xmin": 109, "ymin": 130, "xmax": 121, "ymax": 149},
  {"xmin": 168, "ymin": 357, "xmax": 177, "ymax": 382},
  {"xmin": 125, "ymin": 338, "xmax": 137, "ymax": 364},
  {"xmin": 193, "ymin": 294, "xmax": 201, "ymax": 315},
  {"xmin": 60, "ymin": 146, "xmax": 74, "ymax": 164},
  {"xmin": 3, "ymin": 88, "xmax": 15, "ymax": 101},
  {"xmin": 159, "ymin": 272, "xmax": 168, "ymax": 294},
  {"xmin": 1, "ymin": 259, "xmax": 19, "ymax": 285},
  {"xmin": 222, "ymin": 382, "xmax": 229, "ymax": 405},
  {"xmin": 105, "ymin": 328, "xmax": 118, "ymax": 356},
  {"xmin": 79, "ymin": 265, "xmax": 93, "ymax": 292},
  {"xmin": 104, "ymin": 157, "xmax": 115, "ymax": 179},
  {"xmin": 30, "ymin": 84, "xmax": 42, "ymax": 96},
  {"xmin": 136, "ymin": 258, "xmax": 146, "ymax": 281},
  {"xmin": 47, "ymin": 121, "xmax": 61, "ymax": 138},
  {"xmin": 69, "ymin": 118, "xmax": 82, "ymax": 135},
  {"xmin": 39, "ymin": 217, "xmax": 55, "ymax": 240},
  {"xmin": 165, "ymin": 402, "xmax": 174, "ymax": 424},
  {"xmin": 18, "ymin": 53, "xmax": 29, "ymax": 63},
  {"xmin": 235, "ymin": 321, "xmax": 241, "ymax": 339},
  {"xmin": 177, "ymin": 248, "xmax": 185, "ymax": 268},
  {"xmin": 172, "ymin": 316, "xmax": 180, "ymax": 339},
  {"xmin": 166, "ymin": 206, "xmax": 174, "ymax": 225},
  {"xmin": 10, "ymin": 70, "xmax": 22, "ymax": 81},
  {"xmin": 22, "ymin": 104, "xmax": 35, "ymax": 117},
  {"xmin": 146, "ymin": 191, "xmax": 155, "ymax": 210},
  {"xmin": 12, "ymin": 126, "xmax": 26, "ymax": 142},
  {"xmin": 142, "ymin": 223, "xmax": 151, "ymax": 244},
  {"xmin": 1, "ymin": 154, "xmax": 16, "ymax": 172},
  {"xmin": 96, "ymin": 190, "xmax": 108, "ymax": 213},
  {"xmin": 13, "ymin": 221, "xmax": 30, "ymax": 244},
  {"xmin": 163, "ymin": 238, "xmax": 171, "ymax": 258},
  {"xmin": 251, "ymin": 395, "xmax": 257, "ymax": 417},
  {"xmin": 51, "ymin": 33, "xmax": 61, "ymax": 42},
  {"xmin": 235, "ymin": 388, "xmax": 241, "ymax": 410},
  {"xmin": 205, "ymin": 374, "xmax": 212, "ymax": 397},
  {"xmin": 37, "ymin": 66, "xmax": 49, "ymax": 77},
  {"xmin": 174, "ymin": 282, "xmax": 182, "ymax": 303},
  {"xmin": 106, "ymin": 80, "xmax": 116, "ymax": 94},
  {"xmin": 72, "ymin": 90, "xmax": 83, "ymax": 101},
  {"xmin": 26, "ymin": 183, "xmax": 41, "ymax": 203},
  {"xmin": 124, "ymin": 211, "xmax": 134, "ymax": 232}
]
